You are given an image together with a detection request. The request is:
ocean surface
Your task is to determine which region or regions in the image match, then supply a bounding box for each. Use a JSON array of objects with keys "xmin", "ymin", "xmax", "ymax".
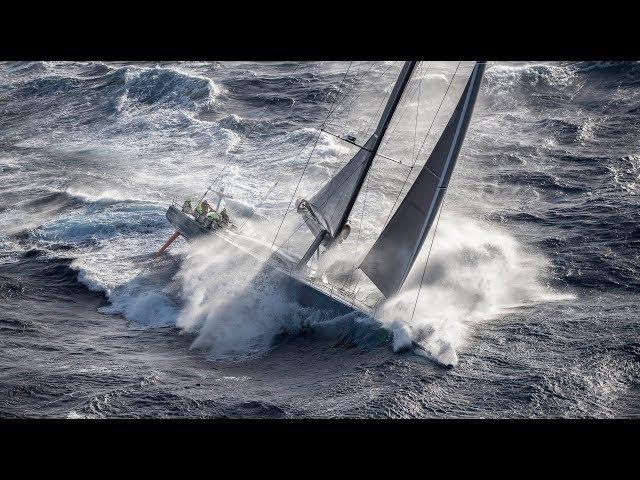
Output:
[{"xmin": 0, "ymin": 61, "xmax": 638, "ymax": 418}]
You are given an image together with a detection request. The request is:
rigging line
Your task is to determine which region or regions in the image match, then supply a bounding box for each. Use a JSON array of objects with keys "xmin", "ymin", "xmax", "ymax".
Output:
[
  {"xmin": 342, "ymin": 171, "xmax": 372, "ymax": 293},
  {"xmin": 237, "ymin": 180, "xmax": 279, "ymax": 232},
  {"xmin": 305, "ymin": 148, "xmax": 372, "ymax": 216},
  {"xmin": 346, "ymin": 65, "xmax": 426, "ymax": 295},
  {"xmin": 388, "ymin": 63, "xmax": 424, "ymax": 147},
  {"xmin": 413, "ymin": 62, "xmax": 427, "ymax": 162},
  {"xmin": 268, "ymin": 133, "xmax": 321, "ymax": 253},
  {"xmin": 343, "ymin": 61, "xmax": 363, "ymax": 131},
  {"xmin": 322, "ymin": 137, "xmax": 372, "ymax": 231},
  {"xmin": 198, "ymin": 105, "xmax": 270, "ymax": 203},
  {"xmin": 379, "ymin": 62, "xmax": 425, "ymax": 153},
  {"xmin": 321, "ymin": 80, "xmax": 390, "ymax": 228},
  {"xmin": 380, "ymin": 62, "xmax": 461, "ymax": 229},
  {"xmin": 322, "ymin": 61, "xmax": 355, "ymax": 125},
  {"xmin": 327, "ymin": 61, "xmax": 388, "ymax": 123},
  {"xmin": 361, "ymin": 67, "xmax": 397, "ymax": 139},
  {"xmin": 330, "ymin": 62, "xmax": 397, "ymax": 127},
  {"xmin": 198, "ymin": 61, "xmax": 306, "ymax": 203},
  {"xmin": 304, "ymin": 138, "xmax": 419, "ymax": 226},
  {"xmin": 196, "ymin": 154, "xmax": 236, "ymax": 205},
  {"xmin": 413, "ymin": 61, "xmax": 463, "ymax": 163},
  {"xmin": 295, "ymin": 69, "xmax": 397, "ymax": 224},
  {"xmin": 275, "ymin": 64, "xmax": 395, "ymax": 245},
  {"xmin": 268, "ymin": 62, "xmax": 355, "ymax": 253},
  {"xmin": 318, "ymin": 129, "xmax": 420, "ymax": 169},
  {"xmin": 274, "ymin": 146, "xmax": 373, "ymax": 263},
  {"xmin": 408, "ymin": 189, "xmax": 447, "ymax": 327},
  {"xmin": 321, "ymin": 63, "xmax": 413, "ymax": 289},
  {"xmin": 335, "ymin": 61, "xmax": 379, "ymax": 116},
  {"xmin": 273, "ymin": 218, "xmax": 308, "ymax": 255},
  {"xmin": 273, "ymin": 62, "xmax": 413, "ymax": 264}
]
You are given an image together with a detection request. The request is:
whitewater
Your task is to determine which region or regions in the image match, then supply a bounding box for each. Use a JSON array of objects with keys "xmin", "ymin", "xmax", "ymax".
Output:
[{"xmin": 0, "ymin": 61, "xmax": 638, "ymax": 418}]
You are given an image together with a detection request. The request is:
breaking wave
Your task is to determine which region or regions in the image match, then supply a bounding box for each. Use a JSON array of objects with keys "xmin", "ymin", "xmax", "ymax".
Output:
[
  {"xmin": 378, "ymin": 215, "xmax": 571, "ymax": 366},
  {"xmin": 114, "ymin": 211, "xmax": 567, "ymax": 366},
  {"xmin": 174, "ymin": 238, "xmax": 308, "ymax": 360}
]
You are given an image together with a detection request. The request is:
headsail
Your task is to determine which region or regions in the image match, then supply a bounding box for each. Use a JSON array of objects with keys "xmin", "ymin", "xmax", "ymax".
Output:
[
  {"xmin": 298, "ymin": 62, "xmax": 417, "ymax": 242},
  {"xmin": 360, "ymin": 62, "xmax": 486, "ymax": 298}
]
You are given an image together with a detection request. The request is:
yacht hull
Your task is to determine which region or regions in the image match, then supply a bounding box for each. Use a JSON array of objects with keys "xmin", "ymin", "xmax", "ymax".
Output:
[
  {"xmin": 166, "ymin": 205, "xmax": 356, "ymax": 316},
  {"xmin": 165, "ymin": 205, "xmax": 441, "ymax": 363}
]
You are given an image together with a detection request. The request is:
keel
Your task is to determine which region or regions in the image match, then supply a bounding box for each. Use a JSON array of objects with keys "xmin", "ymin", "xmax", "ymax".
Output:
[{"xmin": 154, "ymin": 230, "xmax": 181, "ymax": 258}]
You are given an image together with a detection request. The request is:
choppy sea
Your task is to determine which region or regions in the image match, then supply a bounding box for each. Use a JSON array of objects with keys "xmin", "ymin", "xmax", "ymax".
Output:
[{"xmin": 0, "ymin": 61, "xmax": 638, "ymax": 418}]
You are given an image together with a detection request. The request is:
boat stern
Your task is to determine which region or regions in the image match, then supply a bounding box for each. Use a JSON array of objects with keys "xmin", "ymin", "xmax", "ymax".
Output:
[{"xmin": 166, "ymin": 205, "xmax": 209, "ymax": 241}]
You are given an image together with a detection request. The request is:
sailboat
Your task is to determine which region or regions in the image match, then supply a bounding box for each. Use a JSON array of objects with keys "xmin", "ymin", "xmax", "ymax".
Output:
[{"xmin": 158, "ymin": 61, "xmax": 486, "ymax": 357}]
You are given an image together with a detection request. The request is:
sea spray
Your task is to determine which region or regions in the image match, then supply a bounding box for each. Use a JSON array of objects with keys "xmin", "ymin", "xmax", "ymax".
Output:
[
  {"xmin": 1, "ymin": 60, "xmax": 636, "ymax": 417},
  {"xmin": 175, "ymin": 236, "xmax": 311, "ymax": 360},
  {"xmin": 66, "ymin": 202, "xmax": 565, "ymax": 366},
  {"xmin": 375, "ymin": 214, "xmax": 564, "ymax": 366}
]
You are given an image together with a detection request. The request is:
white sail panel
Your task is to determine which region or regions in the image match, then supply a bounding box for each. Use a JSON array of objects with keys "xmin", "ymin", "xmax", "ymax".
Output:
[
  {"xmin": 299, "ymin": 62, "xmax": 417, "ymax": 241},
  {"xmin": 360, "ymin": 62, "xmax": 486, "ymax": 298},
  {"xmin": 306, "ymin": 135, "xmax": 376, "ymax": 237}
]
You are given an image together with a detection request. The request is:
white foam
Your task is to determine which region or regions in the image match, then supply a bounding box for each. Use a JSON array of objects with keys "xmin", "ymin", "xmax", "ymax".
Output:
[
  {"xmin": 175, "ymin": 236, "xmax": 309, "ymax": 360},
  {"xmin": 577, "ymin": 116, "xmax": 598, "ymax": 143},
  {"xmin": 63, "ymin": 187, "xmax": 148, "ymax": 204},
  {"xmin": 487, "ymin": 63, "xmax": 575, "ymax": 89},
  {"xmin": 376, "ymin": 214, "xmax": 572, "ymax": 366},
  {"xmin": 100, "ymin": 289, "xmax": 178, "ymax": 328}
]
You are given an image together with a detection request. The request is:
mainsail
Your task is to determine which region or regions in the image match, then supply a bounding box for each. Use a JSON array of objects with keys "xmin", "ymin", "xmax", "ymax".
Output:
[
  {"xmin": 360, "ymin": 62, "xmax": 486, "ymax": 298},
  {"xmin": 297, "ymin": 61, "xmax": 416, "ymax": 264}
]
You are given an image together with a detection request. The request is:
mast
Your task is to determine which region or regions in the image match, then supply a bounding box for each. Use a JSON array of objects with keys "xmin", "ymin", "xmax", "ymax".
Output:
[
  {"xmin": 296, "ymin": 61, "xmax": 417, "ymax": 269},
  {"xmin": 360, "ymin": 62, "xmax": 486, "ymax": 297}
]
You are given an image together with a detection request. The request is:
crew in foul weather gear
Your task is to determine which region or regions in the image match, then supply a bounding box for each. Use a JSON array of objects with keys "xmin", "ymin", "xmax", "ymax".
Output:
[
  {"xmin": 206, "ymin": 211, "xmax": 221, "ymax": 228},
  {"xmin": 182, "ymin": 197, "xmax": 193, "ymax": 215},
  {"xmin": 195, "ymin": 200, "xmax": 213, "ymax": 223},
  {"xmin": 175, "ymin": 194, "xmax": 235, "ymax": 231},
  {"xmin": 220, "ymin": 208, "xmax": 229, "ymax": 225}
]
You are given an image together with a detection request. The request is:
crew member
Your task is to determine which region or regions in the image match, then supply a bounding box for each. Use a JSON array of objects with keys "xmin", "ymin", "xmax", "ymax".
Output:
[
  {"xmin": 195, "ymin": 200, "xmax": 212, "ymax": 222},
  {"xmin": 206, "ymin": 210, "xmax": 221, "ymax": 228},
  {"xmin": 182, "ymin": 197, "xmax": 193, "ymax": 214},
  {"xmin": 220, "ymin": 207, "xmax": 230, "ymax": 225}
]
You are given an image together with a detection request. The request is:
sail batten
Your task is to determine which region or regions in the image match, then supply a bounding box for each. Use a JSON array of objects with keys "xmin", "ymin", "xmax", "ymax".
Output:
[{"xmin": 360, "ymin": 62, "xmax": 486, "ymax": 298}]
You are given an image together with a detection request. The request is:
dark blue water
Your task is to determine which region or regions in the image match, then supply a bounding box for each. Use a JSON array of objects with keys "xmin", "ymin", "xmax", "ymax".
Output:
[{"xmin": 0, "ymin": 61, "xmax": 638, "ymax": 418}]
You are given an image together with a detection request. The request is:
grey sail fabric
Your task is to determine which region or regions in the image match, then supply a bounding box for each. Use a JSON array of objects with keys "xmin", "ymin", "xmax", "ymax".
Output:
[
  {"xmin": 304, "ymin": 61, "xmax": 417, "ymax": 239},
  {"xmin": 360, "ymin": 62, "xmax": 486, "ymax": 298},
  {"xmin": 305, "ymin": 135, "xmax": 376, "ymax": 237}
]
